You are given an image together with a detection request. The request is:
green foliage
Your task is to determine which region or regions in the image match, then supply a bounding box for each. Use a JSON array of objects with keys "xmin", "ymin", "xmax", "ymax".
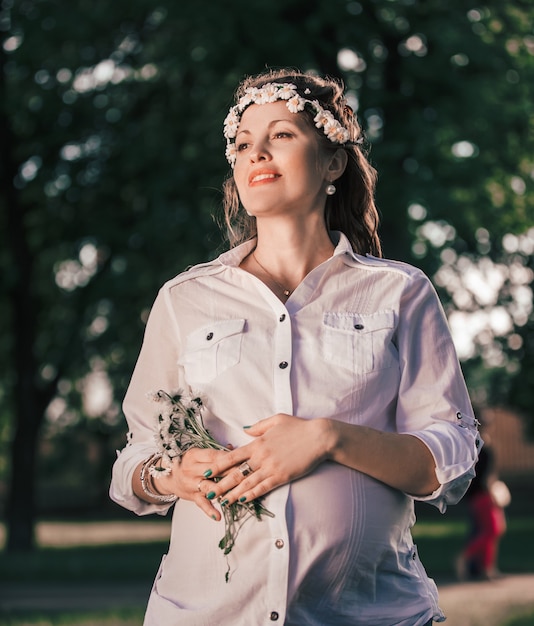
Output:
[{"xmin": 1, "ymin": 0, "xmax": 533, "ymax": 540}]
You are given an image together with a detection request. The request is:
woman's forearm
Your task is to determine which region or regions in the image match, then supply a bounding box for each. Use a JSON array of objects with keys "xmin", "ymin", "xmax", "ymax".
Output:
[{"xmin": 320, "ymin": 419, "xmax": 440, "ymax": 497}]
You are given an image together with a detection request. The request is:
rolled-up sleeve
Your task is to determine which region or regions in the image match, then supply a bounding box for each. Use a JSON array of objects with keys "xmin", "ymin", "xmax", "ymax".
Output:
[
  {"xmin": 110, "ymin": 443, "xmax": 174, "ymax": 516},
  {"xmin": 394, "ymin": 269, "xmax": 481, "ymax": 512},
  {"xmin": 109, "ymin": 285, "xmax": 183, "ymax": 516},
  {"xmin": 409, "ymin": 418, "xmax": 481, "ymax": 512}
]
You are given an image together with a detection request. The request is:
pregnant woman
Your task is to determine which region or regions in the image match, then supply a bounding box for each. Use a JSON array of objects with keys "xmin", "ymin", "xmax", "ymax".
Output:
[{"xmin": 110, "ymin": 68, "xmax": 480, "ymax": 626}]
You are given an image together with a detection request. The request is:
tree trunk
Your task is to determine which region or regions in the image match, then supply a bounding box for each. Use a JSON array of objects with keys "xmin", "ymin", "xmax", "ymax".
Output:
[
  {"xmin": 5, "ymin": 399, "xmax": 41, "ymax": 552},
  {"xmin": 1, "ymin": 46, "xmax": 43, "ymax": 552},
  {"xmin": 3, "ymin": 179, "xmax": 43, "ymax": 551},
  {"xmin": 3, "ymin": 164, "xmax": 46, "ymax": 551}
]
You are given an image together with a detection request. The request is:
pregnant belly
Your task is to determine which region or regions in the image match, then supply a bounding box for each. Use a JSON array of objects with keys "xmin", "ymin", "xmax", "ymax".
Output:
[{"xmin": 286, "ymin": 462, "xmax": 415, "ymax": 600}]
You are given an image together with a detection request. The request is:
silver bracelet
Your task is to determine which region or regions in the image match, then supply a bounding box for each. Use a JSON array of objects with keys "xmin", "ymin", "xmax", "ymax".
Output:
[{"xmin": 140, "ymin": 454, "xmax": 178, "ymax": 504}]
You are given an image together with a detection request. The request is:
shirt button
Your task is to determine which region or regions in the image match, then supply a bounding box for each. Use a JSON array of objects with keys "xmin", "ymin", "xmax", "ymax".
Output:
[
  {"xmin": 279, "ymin": 361, "xmax": 288, "ymax": 369},
  {"xmin": 354, "ymin": 323, "xmax": 364, "ymax": 330},
  {"xmin": 279, "ymin": 314, "xmax": 286, "ymax": 322},
  {"xmin": 275, "ymin": 539, "xmax": 284, "ymax": 549},
  {"xmin": 270, "ymin": 612, "xmax": 279, "ymax": 621},
  {"xmin": 206, "ymin": 332, "xmax": 214, "ymax": 341}
]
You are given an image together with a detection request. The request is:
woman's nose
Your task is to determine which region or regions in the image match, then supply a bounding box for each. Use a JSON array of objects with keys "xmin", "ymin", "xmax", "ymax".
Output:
[{"xmin": 249, "ymin": 142, "xmax": 271, "ymax": 162}]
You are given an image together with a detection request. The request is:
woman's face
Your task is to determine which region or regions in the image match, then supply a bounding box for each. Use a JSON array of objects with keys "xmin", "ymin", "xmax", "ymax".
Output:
[{"xmin": 232, "ymin": 101, "xmax": 334, "ymax": 221}]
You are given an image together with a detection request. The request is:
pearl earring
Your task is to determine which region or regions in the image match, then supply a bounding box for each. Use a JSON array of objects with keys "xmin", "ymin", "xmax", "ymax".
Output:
[{"xmin": 326, "ymin": 183, "xmax": 336, "ymax": 196}]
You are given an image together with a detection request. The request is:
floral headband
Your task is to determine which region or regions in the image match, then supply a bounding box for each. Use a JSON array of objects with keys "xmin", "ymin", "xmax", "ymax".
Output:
[{"xmin": 223, "ymin": 82, "xmax": 351, "ymax": 167}]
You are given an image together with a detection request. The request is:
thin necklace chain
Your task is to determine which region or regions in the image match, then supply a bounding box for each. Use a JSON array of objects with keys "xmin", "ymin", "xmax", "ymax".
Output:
[{"xmin": 252, "ymin": 252, "xmax": 291, "ymax": 297}]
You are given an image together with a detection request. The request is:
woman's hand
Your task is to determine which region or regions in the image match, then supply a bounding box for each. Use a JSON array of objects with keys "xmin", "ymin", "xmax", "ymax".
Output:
[
  {"xmin": 148, "ymin": 448, "xmax": 231, "ymax": 521},
  {"xmin": 199, "ymin": 413, "xmax": 331, "ymax": 507}
]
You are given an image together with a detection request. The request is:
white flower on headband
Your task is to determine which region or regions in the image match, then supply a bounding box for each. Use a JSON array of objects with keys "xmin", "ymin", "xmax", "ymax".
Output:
[
  {"xmin": 260, "ymin": 83, "xmax": 280, "ymax": 103},
  {"xmin": 286, "ymin": 94, "xmax": 306, "ymax": 114},
  {"xmin": 223, "ymin": 108, "xmax": 240, "ymax": 140},
  {"xmin": 223, "ymin": 82, "xmax": 351, "ymax": 167},
  {"xmin": 225, "ymin": 142, "xmax": 237, "ymax": 164},
  {"xmin": 278, "ymin": 83, "xmax": 298, "ymax": 100},
  {"xmin": 313, "ymin": 107, "xmax": 336, "ymax": 131},
  {"xmin": 328, "ymin": 126, "xmax": 351, "ymax": 143}
]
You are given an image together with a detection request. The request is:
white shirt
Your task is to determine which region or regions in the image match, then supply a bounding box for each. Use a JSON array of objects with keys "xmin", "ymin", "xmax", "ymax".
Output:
[{"xmin": 110, "ymin": 232, "xmax": 480, "ymax": 626}]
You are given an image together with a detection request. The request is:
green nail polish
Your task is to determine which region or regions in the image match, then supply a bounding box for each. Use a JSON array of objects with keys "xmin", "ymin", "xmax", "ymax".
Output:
[
  {"xmin": 221, "ymin": 498, "xmax": 229, "ymax": 506},
  {"xmin": 211, "ymin": 514, "xmax": 217, "ymax": 520},
  {"xmin": 203, "ymin": 469, "xmax": 213, "ymax": 478},
  {"xmin": 243, "ymin": 425, "xmax": 251, "ymax": 429},
  {"xmin": 239, "ymin": 496, "xmax": 247, "ymax": 502},
  {"xmin": 206, "ymin": 491, "xmax": 216, "ymax": 500}
]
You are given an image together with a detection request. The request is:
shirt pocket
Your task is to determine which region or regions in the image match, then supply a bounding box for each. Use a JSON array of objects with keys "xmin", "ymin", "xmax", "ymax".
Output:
[
  {"xmin": 322, "ymin": 310, "xmax": 396, "ymax": 375},
  {"xmin": 179, "ymin": 318, "xmax": 246, "ymax": 384}
]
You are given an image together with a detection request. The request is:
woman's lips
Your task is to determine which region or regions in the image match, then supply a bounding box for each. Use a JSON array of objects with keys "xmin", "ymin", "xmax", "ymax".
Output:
[{"xmin": 249, "ymin": 170, "xmax": 281, "ymax": 186}]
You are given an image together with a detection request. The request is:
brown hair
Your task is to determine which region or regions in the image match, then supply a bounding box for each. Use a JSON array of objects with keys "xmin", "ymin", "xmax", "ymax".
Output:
[{"xmin": 221, "ymin": 68, "xmax": 382, "ymax": 257}]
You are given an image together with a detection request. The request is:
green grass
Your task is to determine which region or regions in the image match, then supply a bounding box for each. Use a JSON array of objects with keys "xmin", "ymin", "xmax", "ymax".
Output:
[
  {"xmin": 2, "ymin": 517, "xmax": 533, "ymax": 585},
  {"xmin": 0, "ymin": 609, "xmax": 531, "ymax": 626},
  {"xmin": 413, "ymin": 516, "xmax": 534, "ymax": 580},
  {"xmin": 0, "ymin": 609, "xmax": 144, "ymax": 626},
  {"xmin": 0, "ymin": 541, "xmax": 165, "ymax": 584},
  {"xmin": 502, "ymin": 610, "xmax": 534, "ymax": 626}
]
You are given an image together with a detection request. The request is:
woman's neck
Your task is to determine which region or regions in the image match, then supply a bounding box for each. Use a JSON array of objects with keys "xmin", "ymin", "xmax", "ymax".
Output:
[{"xmin": 241, "ymin": 218, "xmax": 335, "ymax": 298}]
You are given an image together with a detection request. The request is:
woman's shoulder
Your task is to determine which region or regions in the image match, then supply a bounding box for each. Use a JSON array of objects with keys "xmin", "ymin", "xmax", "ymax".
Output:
[
  {"xmin": 161, "ymin": 259, "xmax": 225, "ymax": 292},
  {"xmin": 350, "ymin": 252, "xmax": 430, "ymax": 282}
]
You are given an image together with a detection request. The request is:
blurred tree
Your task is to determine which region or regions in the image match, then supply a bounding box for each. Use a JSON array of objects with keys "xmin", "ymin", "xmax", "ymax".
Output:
[
  {"xmin": 1, "ymin": 0, "xmax": 532, "ymax": 551},
  {"xmin": 1, "ymin": 0, "xmax": 223, "ymax": 551}
]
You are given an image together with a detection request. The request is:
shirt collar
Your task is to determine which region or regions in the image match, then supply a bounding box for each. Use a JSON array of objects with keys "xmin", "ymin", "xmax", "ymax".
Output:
[
  {"xmin": 216, "ymin": 231, "xmax": 383, "ymax": 268},
  {"xmin": 332, "ymin": 232, "xmax": 385, "ymax": 267},
  {"xmin": 217, "ymin": 239, "xmax": 258, "ymax": 267}
]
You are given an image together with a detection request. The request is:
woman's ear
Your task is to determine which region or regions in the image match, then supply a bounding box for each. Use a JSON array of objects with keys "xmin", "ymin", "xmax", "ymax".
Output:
[{"xmin": 327, "ymin": 148, "xmax": 348, "ymax": 181}]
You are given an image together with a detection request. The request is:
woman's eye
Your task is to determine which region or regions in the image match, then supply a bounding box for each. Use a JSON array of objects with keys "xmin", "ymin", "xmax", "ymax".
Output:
[
  {"xmin": 274, "ymin": 131, "xmax": 292, "ymax": 139},
  {"xmin": 236, "ymin": 142, "xmax": 249, "ymax": 152}
]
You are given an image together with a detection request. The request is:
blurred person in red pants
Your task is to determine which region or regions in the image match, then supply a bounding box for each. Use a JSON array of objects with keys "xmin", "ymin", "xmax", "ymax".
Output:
[{"xmin": 456, "ymin": 435, "xmax": 509, "ymax": 581}]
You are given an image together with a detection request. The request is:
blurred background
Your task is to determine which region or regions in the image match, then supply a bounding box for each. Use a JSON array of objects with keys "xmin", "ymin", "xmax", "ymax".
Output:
[{"xmin": 0, "ymin": 0, "xmax": 533, "ymax": 621}]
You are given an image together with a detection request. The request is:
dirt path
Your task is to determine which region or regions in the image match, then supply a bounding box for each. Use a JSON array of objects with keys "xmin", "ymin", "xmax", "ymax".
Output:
[{"xmin": 438, "ymin": 574, "xmax": 534, "ymax": 626}]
